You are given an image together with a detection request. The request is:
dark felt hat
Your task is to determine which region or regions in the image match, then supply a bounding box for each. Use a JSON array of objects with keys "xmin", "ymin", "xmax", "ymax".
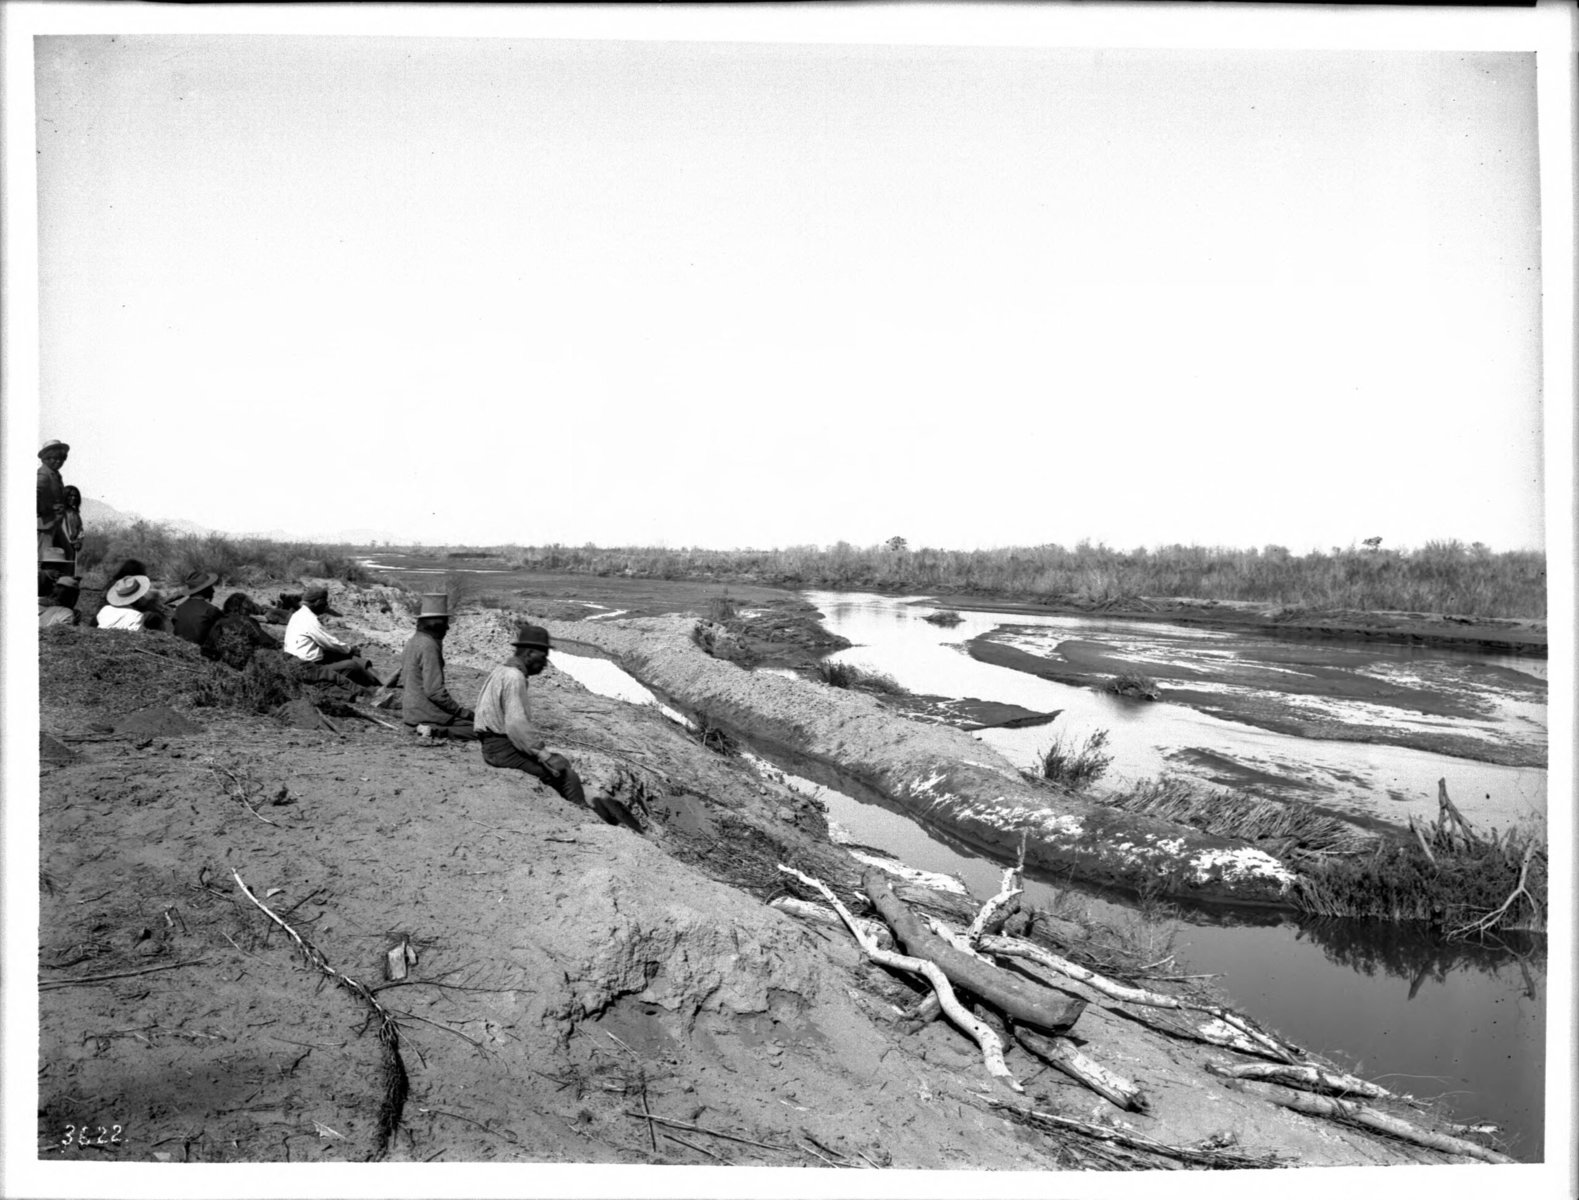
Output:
[
  {"xmin": 303, "ymin": 585, "xmax": 342, "ymax": 616},
  {"xmin": 511, "ymin": 622, "xmax": 551, "ymax": 651},
  {"xmin": 183, "ymin": 570, "xmax": 220, "ymax": 594}
]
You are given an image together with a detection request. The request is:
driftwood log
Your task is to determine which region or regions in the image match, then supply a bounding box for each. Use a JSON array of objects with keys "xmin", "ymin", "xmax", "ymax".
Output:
[
  {"xmin": 861, "ymin": 868, "xmax": 1085, "ymax": 1035},
  {"xmin": 980, "ymin": 934, "xmax": 1296, "ymax": 1062},
  {"xmin": 1206, "ymin": 1060, "xmax": 1390, "ymax": 1100},
  {"xmin": 1231, "ymin": 1079, "xmax": 1517, "ymax": 1165},
  {"xmin": 1014, "ymin": 1028, "xmax": 1148, "ymax": 1112},
  {"xmin": 778, "ymin": 865, "xmax": 1022, "ymax": 1089}
]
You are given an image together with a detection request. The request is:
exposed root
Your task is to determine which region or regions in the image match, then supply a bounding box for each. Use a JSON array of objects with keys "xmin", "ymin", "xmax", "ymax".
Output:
[{"xmin": 232, "ymin": 870, "xmax": 410, "ymax": 1158}]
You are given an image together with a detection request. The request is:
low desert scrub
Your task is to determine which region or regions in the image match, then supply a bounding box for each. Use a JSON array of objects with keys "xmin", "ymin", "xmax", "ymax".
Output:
[
  {"xmin": 1036, "ymin": 729, "xmax": 1114, "ymax": 790},
  {"xmin": 77, "ymin": 520, "xmax": 372, "ymax": 588},
  {"xmin": 815, "ymin": 660, "xmax": 906, "ymax": 695}
]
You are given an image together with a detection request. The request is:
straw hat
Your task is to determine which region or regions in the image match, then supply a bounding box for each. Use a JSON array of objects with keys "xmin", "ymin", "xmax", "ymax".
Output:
[
  {"xmin": 39, "ymin": 547, "xmax": 71, "ymax": 564},
  {"xmin": 107, "ymin": 575, "xmax": 152, "ymax": 607},
  {"xmin": 417, "ymin": 593, "xmax": 450, "ymax": 619},
  {"xmin": 38, "ymin": 439, "xmax": 70, "ymax": 458}
]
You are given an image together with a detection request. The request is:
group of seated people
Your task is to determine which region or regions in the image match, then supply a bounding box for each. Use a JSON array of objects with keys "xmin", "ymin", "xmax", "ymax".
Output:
[{"xmin": 39, "ymin": 557, "xmax": 393, "ymax": 699}]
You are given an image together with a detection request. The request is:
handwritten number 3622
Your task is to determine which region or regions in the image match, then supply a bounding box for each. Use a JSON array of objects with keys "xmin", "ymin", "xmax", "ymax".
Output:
[{"xmin": 62, "ymin": 1124, "xmax": 122, "ymax": 1146}]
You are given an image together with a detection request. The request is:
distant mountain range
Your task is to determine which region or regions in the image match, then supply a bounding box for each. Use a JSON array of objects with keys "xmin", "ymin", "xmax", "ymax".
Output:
[{"xmin": 80, "ymin": 497, "xmax": 409, "ymax": 546}]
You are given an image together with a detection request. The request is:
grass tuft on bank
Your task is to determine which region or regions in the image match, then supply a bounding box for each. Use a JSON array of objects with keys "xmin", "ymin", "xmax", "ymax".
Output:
[
  {"xmin": 816, "ymin": 660, "xmax": 906, "ymax": 695},
  {"xmin": 1036, "ymin": 729, "xmax": 1114, "ymax": 790}
]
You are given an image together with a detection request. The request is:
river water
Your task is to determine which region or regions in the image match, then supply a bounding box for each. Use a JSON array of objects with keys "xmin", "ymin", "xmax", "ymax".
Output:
[{"xmin": 551, "ymin": 593, "xmax": 1548, "ymax": 1163}]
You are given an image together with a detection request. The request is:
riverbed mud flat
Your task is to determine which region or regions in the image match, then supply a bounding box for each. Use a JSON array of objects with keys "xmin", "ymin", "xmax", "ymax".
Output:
[
  {"xmin": 966, "ymin": 630, "xmax": 1546, "ymax": 770},
  {"xmin": 33, "ymin": 588, "xmax": 1502, "ymax": 1177},
  {"xmin": 918, "ymin": 591, "xmax": 1547, "ymax": 656}
]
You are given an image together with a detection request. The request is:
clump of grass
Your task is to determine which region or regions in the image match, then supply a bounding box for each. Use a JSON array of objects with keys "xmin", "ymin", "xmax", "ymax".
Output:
[
  {"xmin": 1109, "ymin": 776, "xmax": 1377, "ymax": 856},
  {"xmin": 707, "ymin": 594, "xmax": 738, "ymax": 623},
  {"xmin": 923, "ymin": 609, "xmax": 963, "ymax": 627},
  {"xmin": 1037, "ymin": 729, "xmax": 1113, "ymax": 790},
  {"xmin": 1107, "ymin": 672, "xmax": 1161, "ymax": 701},
  {"xmin": 815, "ymin": 660, "xmax": 906, "ymax": 695}
]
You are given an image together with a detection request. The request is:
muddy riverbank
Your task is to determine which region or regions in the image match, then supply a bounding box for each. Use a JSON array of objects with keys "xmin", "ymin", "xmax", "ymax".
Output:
[{"xmin": 30, "ymin": 579, "xmax": 1507, "ymax": 1176}]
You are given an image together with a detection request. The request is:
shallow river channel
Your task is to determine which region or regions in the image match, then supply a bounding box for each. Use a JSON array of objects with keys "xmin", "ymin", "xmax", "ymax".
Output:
[{"xmin": 552, "ymin": 592, "xmax": 1549, "ymax": 1163}]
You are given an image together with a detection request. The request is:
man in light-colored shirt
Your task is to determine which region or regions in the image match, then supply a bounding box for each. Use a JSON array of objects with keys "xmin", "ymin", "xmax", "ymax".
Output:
[
  {"xmin": 475, "ymin": 622, "xmax": 643, "ymax": 830},
  {"xmin": 283, "ymin": 585, "xmax": 390, "ymax": 688}
]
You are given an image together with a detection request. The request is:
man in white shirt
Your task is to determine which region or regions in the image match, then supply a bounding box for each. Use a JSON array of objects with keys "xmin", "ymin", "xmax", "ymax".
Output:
[{"xmin": 283, "ymin": 586, "xmax": 392, "ymax": 688}]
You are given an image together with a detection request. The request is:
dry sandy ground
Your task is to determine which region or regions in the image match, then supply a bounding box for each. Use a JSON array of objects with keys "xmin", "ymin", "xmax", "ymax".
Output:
[{"xmin": 31, "ymin": 586, "xmax": 1498, "ymax": 1183}]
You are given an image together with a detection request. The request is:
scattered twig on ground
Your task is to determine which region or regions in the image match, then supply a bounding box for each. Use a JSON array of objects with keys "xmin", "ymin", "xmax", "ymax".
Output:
[
  {"xmin": 232, "ymin": 870, "xmax": 409, "ymax": 1158},
  {"xmin": 39, "ymin": 959, "xmax": 207, "ymax": 990},
  {"xmin": 211, "ymin": 764, "xmax": 280, "ymax": 827},
  {"xmin": 664, "ymin": 1131, "xmax": 726, "ymax": 1162},
  {"xmin": 620, "ymin": 1111, "xmax": 790, "ymax": 1154},
  {"xmin": 989, "ymin": 1099, "xmax": 1296, "ymax": 1169}
]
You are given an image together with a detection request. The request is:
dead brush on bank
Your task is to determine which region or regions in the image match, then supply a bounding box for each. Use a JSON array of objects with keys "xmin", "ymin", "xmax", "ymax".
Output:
[
  {"xmin": 186, "ymin": 653, "xmax": 306, "ymax": 715},
  {"xmin": 1105, "ymin": 777, "xmax": 1378, "ymax": 857},
  {"xmin": 1292, "ymin": 787, "xmax": 1547, "ymax": 936}
]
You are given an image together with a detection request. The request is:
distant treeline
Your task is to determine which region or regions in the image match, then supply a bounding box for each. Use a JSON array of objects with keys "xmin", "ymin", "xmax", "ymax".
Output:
[
  {"xmin": 72, "ymin": 521, "xmax": 1546, "ymax": 619},
  {"xmin": 75, "ymin": 520, "xmax": 371, "ymax": 589},
  {"xmin": 441, "ymin": 539, "xmax": 1546, "ymax": 620}
]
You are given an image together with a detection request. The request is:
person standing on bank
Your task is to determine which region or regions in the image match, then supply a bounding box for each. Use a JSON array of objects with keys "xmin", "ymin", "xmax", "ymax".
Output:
[
  {"xmin": 37, "ymin": 440, "xmax": 72, "ymax": 562},
  {"xmin": 401, "ymin": 593, "xmax": 477, "ymax": 741},
  {"xmin": 284, "ymin": 585, "xmax": 392, "ymax": 688},
  {"xmin": 475, "ymin": 622, "xmax": 644, "ymax": 830},
  {"xmin": 173, "ymin": 570, "xmax": 224, "ymax": 647}
]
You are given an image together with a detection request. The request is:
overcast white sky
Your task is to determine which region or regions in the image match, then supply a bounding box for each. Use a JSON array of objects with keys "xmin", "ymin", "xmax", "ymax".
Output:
[
  {"xmin": 18, "ymin": 17, "xmax": 1554, "ymax": 553},
  {"xmin": 19, "ymin": 22, "xmax": 1561, "ymax": 553}
]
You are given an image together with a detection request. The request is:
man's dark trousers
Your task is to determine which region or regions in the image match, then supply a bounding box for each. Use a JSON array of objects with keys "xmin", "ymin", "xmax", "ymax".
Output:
[{"xmin": 478, "ymin": 733, "xmax": 641, "ymax": 830}]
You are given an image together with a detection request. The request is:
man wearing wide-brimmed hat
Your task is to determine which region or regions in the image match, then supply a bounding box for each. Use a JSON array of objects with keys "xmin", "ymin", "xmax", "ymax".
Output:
[
  {"xmin": 37, "ymin": 439, "xmax": 73, "ymax": 561},
  {"xmin": 39, "ymin": 575, "xmax": 82, "ymax": 628},
  {"xmin": 401, "ymin": 593, "xmax": 476, "ymax": 741},
  {"xmin": 96, "ymin": 574, "xmax": 156, "ymax": 631},
  {"xmin": 284, "ymin": 585, "xmax": 392, "ymax": 689},
  {"xmin": 474, "ymin": 622, "xmax": 644, "ymax": 830},
  {"xmin": 173, "ymin": 569, "xmax": 224, "ymax": 647}
]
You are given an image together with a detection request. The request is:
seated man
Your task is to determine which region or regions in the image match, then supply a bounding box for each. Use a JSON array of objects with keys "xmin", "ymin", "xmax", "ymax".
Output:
[
  {"xmin": 173, "ymin": 569, "xmax": 223, "ymax": 647},
  {"xmin": 283, "ymin": 585, "xmax": 392, "ymax": 688},
  {"xmin": 39, "ymin": 575, "xmax": 82, "ymax": 627},
  {"xmin": 401, "ymin": 593, "xmax": 477, "ymax": 740},
  {"xmin": 474, "ymin": 622, "xmax": 643, "ymax": 831},
  {"xmin": 97, "ymin": 574, "xmax": 156, "ymax": 630}
]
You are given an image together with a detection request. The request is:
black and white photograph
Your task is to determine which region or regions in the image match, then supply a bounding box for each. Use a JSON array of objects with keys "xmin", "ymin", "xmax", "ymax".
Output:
[{"xmin": 4, "ymin": 3, "xmax": 1573, "ymax": 1197}]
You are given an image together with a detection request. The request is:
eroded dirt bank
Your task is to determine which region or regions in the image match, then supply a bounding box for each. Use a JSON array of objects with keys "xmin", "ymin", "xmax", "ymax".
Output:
[{"xmin": 34, "ymin": 589, "xmax": 1497, "ymax": 1173}]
